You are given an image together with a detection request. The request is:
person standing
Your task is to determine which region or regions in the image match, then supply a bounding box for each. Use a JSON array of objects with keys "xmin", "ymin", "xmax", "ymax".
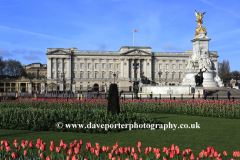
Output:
[
  {"xmin": 204, "ymin": 90, "xmax": 207, "ymax": 100},
  {"xmin": 198, "ymin": 90, "xmax": 200, "ymax": 99},
  {"xmin": 230, "ymin": 83, "xmax": 233, "ymax": 89},
  {"xmin": 227, "ymin": 91, "xmax": 231, "ymax": 101},
  {"xmin": 238, "ymin": 83, "xmax": 240, "ymax": 89},
  {"xmin": 150, "ymin": 92, "xmax": 153, "ymax": 99}
]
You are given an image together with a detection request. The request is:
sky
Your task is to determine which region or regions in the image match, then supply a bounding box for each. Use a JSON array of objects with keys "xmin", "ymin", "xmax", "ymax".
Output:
[{"xmin": 0, "ymin": 0, "xmax": 239, "ymax": 71}]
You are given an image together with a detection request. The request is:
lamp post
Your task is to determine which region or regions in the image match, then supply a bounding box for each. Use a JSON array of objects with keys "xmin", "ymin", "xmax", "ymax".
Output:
[
  {"xmin": 113, "ymin": 72, "xmax": 116, "ymax": 83},
  {"xmin": 158, "ymin": 71, "xmax": 163, "ymax": 86},
  {"xmin": 133, "ymin": 60, "xmax": 139, "ymax": 99}
]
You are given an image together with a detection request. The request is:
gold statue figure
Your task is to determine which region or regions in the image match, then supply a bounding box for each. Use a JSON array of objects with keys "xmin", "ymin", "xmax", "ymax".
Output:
[{"xmin": 195, "ymin": 10, "xmax": 207, "ymax": 36}]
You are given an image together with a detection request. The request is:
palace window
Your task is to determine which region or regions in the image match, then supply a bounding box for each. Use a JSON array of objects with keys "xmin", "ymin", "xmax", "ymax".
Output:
[
  {"xmin": 117, "ymin": 73, "xmax": 119, "ymax": 78},
  {"xmin": 109, "ymin": 73, "xmax": 112, "ymax": 78},
  {"xmin": 64, "ymin": 63, "xmax": 66, "ymax": 68},
  {"xmin": 80, "ymin": 73, "xmax": 83, "ymax": 78},
  {"xmin": 57, "ymin": 73, "xmax": 60, "ymax": 78},
  {"xmin": 102, "ymin": 73, "xmax": 105, "ymax": 78},
  {"xmin": 172, "ymin": 74, "xmax": 175, "ymax": 79},
  {"xmin": 57, "ymin": 63, "xmax": 60, "ymax": 68},
  {"xmin": 51, "ymin": 73, "xmax": 55, "ymax": 78},
  {"xmin": 166, "ymin": 64, "xmax": 168, "ymax": 69},
  {"xmin": 80, "ymin": 63, "xmax": 83, "ymax": 68},
  {"xmin": 52, "ymin": 63, "xmax": 54, "ymax": 68},
  {"xmin": 117, "ymin": 64, "xmax": 119, "ymax": 69},
  {"xmin": 80, "ymin": 85, "xmax": 83, "ymax": 90},
  {"xmin": 159, "ymin": 64, "xmax": 161, "ymax": 69},
  {"xmin": 73, "ymin": 73, "xmax": 76, "ymax": 78},
  {"xmin": 88, "ymin": 73, "xmax": 90, "ymax": 78},
  {"xmin": 73, "ymin": 64, "xmax": 76, "ymax": 68},
  {"xmin": 179, "ymin": 74, "xmax": 181, "ymax": 79},
  {"xmin": 102, "ymin": 63, "xmax": 105, "ymax": 69},
  {"xmin": 95, "ymin": 73, "xmax": 98, "ymax": 78},
  {"xmin": 179, "ymin": 64, "xmax": 182, "ymax": 69},
  {"xmin": 95, "ymin": 64, "xmax": 98, "ymax": 69},
  {"xmin": 109, "ymin": 64, "xmax": 113, "ymax": 69},
  {"xmin": 88, "ymin": 63, "xmax": 91, "ymax": 68},
  {"xmin": 172, "ymin": 64, "xmax": 175, "ymax": 69},
  {"xmin": 166, "ymin": 74, "xmax": 168, "ymax": 79},
  {"xmin": 64, "ymin": 73, "xmax": 66, "ymax": 78}
]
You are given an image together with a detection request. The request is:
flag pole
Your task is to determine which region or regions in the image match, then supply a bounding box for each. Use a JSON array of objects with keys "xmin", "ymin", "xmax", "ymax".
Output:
[{"xmin": 133, "ymin": 29, "xmax": 134, "ymax": 47}]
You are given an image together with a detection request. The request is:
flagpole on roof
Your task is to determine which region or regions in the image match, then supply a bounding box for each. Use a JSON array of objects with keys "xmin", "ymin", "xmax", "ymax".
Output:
[{"xmin": 133, "ymin": 29, "xmax": 134, "ymax": 47}]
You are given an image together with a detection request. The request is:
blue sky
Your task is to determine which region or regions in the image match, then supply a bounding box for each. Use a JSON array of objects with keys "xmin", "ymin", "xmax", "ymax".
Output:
[{"xmin": 0, "ymin": 0, "xmax": 239, "ymax": 71}]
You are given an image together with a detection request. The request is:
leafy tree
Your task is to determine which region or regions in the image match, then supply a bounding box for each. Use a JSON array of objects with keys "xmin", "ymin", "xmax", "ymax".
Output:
[
  {"xmin": 218, "ymin": 60, "xmax": 230, "ymax": 83},
  {"xmin": 0, "ymin": 56, "xmax": 6, "ymax": 75},
  {"xmin": 230, "ymin": 70, "xmax": 240, "ymax": 85},
  {"xmin": 4, "ymin": 59, "xmax": 25, "ymax": 77}
]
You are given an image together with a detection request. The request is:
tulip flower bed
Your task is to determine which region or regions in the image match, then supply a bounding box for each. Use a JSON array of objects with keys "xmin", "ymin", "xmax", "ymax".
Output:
[
  {"xmin": 1, "ymin": 139, "xmax": 239, "ymax": 160},
  {"xmin": 0, "ymin": 99, "xmax": 162, "ymax": 133}
]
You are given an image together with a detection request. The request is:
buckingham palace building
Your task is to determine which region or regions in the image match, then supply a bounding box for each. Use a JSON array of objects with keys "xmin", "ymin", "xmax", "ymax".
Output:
[{"xmin": 46, "ymin": 46, "xmax": 219, "ymax": 92}]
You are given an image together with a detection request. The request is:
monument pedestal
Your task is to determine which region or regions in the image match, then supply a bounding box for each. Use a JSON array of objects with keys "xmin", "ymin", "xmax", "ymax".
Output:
[{"xmin": 202, "ymin": 70, "xmax": 218, "ymax": 87}]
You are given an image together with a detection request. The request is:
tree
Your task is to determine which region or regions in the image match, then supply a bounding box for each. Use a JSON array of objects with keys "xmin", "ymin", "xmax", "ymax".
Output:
[
  {"xmin": 0, "ymin": 56, "xmax": 6, "ymax": 75},
  {"xmin": 218, "ymin": 60, "xmax": 230, "ymax": 83},
  {"xmin": 4, "ymin": 59, "xmax": 25, "ymax": 77},
  {"xmin": 230, "ymin": 70, "xmax": 240, "ymax": 85}
]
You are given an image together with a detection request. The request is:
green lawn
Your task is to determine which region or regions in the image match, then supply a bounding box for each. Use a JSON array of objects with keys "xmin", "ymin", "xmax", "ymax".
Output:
[{"xmin": 0, "ymin": 113, "xmax": 239, "ymax": 159}]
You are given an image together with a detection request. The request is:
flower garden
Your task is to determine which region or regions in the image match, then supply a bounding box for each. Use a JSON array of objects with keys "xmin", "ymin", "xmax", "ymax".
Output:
[{"xmin": 0, "ymin": 98, "xmax": 240, "ymax": 160}]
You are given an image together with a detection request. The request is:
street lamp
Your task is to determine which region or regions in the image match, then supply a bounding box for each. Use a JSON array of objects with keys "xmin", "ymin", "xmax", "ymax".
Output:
[
  {"xmin": 113, "ymin": 72, "xmax": 116, "ymax": 83},
  {"xmin": 158, "ymin": 71, "xmax": 163, "ymax": 85},
  {"xmin": 132, "ymin": 61, "xmax": 139, "ymax": 99}
]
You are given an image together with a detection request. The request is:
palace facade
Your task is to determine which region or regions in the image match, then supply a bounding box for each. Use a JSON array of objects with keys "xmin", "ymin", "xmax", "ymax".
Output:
[{"xmin": 46, "ymin": 46, "xmax": 219, "ymax": 92}]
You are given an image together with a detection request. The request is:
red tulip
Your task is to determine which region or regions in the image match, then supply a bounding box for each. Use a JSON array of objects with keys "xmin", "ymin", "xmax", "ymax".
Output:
[
  {"xmin": 36, "ymin": 144, "xmax": 40, "ymax": 149},
  {"xmin": 60, "ymin": 140, "xmax": 64, "ymax": 148},
  {"xmin": 149, "ymin": 147, "xmax": 152, "ymax": 152},
  {"xmin": 40, "ymin": 144, "xmax": 46, "ymax": 151},
  {"xmin": 63, "ymin": 144, "xmax": 68, "ymax": 151},
  {"xmin": 96, "ymin": 145, "xmax": 100, "ymax": 151},
  {"xmin": 84, "ymin": 159, "xmax": 88, "ymax": 160},
  {"xmin": 74, "ymin": 140, "xmax": 78, "ymax": 146},
  {"xmin": 74, "ymin": 147, "xmax": 80, "ymax": 154},
  {"xmin": 12, "ymin": 152, "xmax": 18, "ymax": 159},
  {"xmin": 56, "ymin": 146, "xmax": 61, "ymax": 153},
  {"xmin": 1, "ymin": 146, "xmax": 4, "ymax": 151},
  {"xmin": 204, "ymin": 151, "xmax": 208, "ymax": 157},
  {"xmin": 176, "ymin": 148, "xmax": 180, "ymax": 155},
  {"xmin": 156, "ymin": 153, "xmax": 160, "ymax": 159},
  {"xmin": 170, "ymin": 152, "xmax": 174, "ymax": 158},
  {"xmin": 106, "ymin": 146, "xmax": 110, "ymax": 152},
  {"xmin": 24, "ymin": 150, "xmax": 27, "ymax": 157},
  {"xmin": 210, "ymin": 154, "xmax": 213, "ymax": 158},
  {"xmin": 13, "ymin": 139, "xmax": 18, "ymax": 146},
  {"xmin": 50, "ymin": 145, "xmax": 54, "ymax": 152},
  {"xmin": 72, "ymin": 155, "xmax": 77, "ymax": 160},
  {"xmin": 0, "ymin": 140, "xmax": 4, "ymax": 146},
  {"xmin": 50, "ymin": 141, "xmax": 55, "ymax": 148},
  {"xmin": 25, "ymin": 140, "xmax": 29, "ymax": 146},
  {"xmin": 145, "ymin": 147, "xmax": 149, "ymax": 155},
  {"xmin": 190, "ymin": 153, "xmax": 194, "ymax": 160},
  {"xmin": 83, "ymin": 150, "xmax": 86, "ymax": 155},
  {"xmin": 223, "ymin": 151, "xmax": 227, "ymax": 156},
  {"xmin": 118, "ymin": 157, "xmax": 121, "ymax": 160},
  {"xmin": 113, "ymin": 145, "xmax": 117, "ymax": 152},
  {"xmin": 17, "ymin": 146, "xmax": 21, "ymax": 151},
  {"xmin": 79, "ymin": 140, "xmax": 83, "ymax": 146},
  {"xmin": 124, "ymin": 147, "xmax": 130, "ymax": 155},
  {"xmin": 171, "ymin": 144, "xmax": 175, "ymax": 151},
  {"xmin": 133, "ymin": 153, "xmax": 138, "ymax": 160},
  {"xmin": 132, "ymin": 147, "xmax": 135, "ymax": 153},
  {"xmin": 136, "ymin": 142, "xmax": 141, "ymax": 148},
  {"xmin": 68, "ymin": 149, "xmax": 73, "ymax": 156},
  {"xmin": 102, "ymin": 146, "xmax": 106, "ymax": 152},
  {"xmin": 95, "ymin": 150, "xmax": 100, "ymax": 156},
  {"xmin": 116, "ymin": 141, "xmax": 119, "ymax": 148},
  {"xmin": 46, "ymin": 155, "xmax": 51, "ymax": 160},
  {"xmin": 199, "ymin": 152, "xmax": 203, "ymax": 158},
  {"xmin": 109, "ymin": 153, "xmax": 113, "ymax": 160},
  {"xmin": 4, "ymin": 141, "xmax": 10, "ymax": 147},
  {"xmin": 40, "ymin": 153, "xmax": 45, "ymax": 159},
  {"xmin": 14, "ymin": 142, "xmax": 18, "ymax": 148},
  {"xmin": 37, "ymin": 139, "xmax": 41, "ymax": 145},
  {"xmin": 218, "ymin": 153, "xmax": 222, "ymax": 158},
  {"xmin": 6, "ymin": 146, "xmax": 11, "ymax": 152},
  {"xmin": 214, "ymin": 151, "xmax": 218, "ymax": 158},
  {"xmin": 29, "ymin": 141, "xmax": 34, "ymax": 149},
  {"xmin": 138, "ymin": 147, "xmax": 141, "ymax": 153},
  {"xmin": 66, "ymin": 156, "xmax": 71, "ymax": 160},
  {"xmin": 115, "ymin": 150, "xmax": 120, "ymax": 156},
  {"xmin": 119, "ymin": 147, "xmax": 124, "ymax": 154},
  {"xmin": 77, "ymin": 143, "xmax": 81, "ymax": 149},
  {"xmin": 90, "ymin": 147, "xmax": 95, "ymax": 154},
  {"xmin": 112, "ymin": 157, "xmax": 116, "ymax": 160}
]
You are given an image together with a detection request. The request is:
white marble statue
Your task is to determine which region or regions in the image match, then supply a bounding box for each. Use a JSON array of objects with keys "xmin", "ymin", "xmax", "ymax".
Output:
[{"xmin": 187, "ymin": 58, "xmax": 195, "ymax": 70}]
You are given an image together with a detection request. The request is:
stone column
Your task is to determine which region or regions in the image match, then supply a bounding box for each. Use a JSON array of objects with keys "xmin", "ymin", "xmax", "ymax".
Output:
[
  {"xmin": 126, "ymin": 58, "xmax": 129, "ymax": 79},
  {"xmin": 144, "ymin": 59, "xmax": 147, "ymax": 78},
  {"xmin": 62, "ymin": 58, "xmax": 64, "ymax": 75},
  {"xmin": 106, "ymin": 59, "xmax": 109, "ymax": 78},
  {"xmin": 55, "ymin": 58, "xmax": 57, "ymax": 79},
  {"xmin": 84, "ymin": 58, "xmax": 87, "ymax": 78},
  {"xmin": 149, "ymin": 59, "xmax": 152, "ymax": 80},
  {"xmin": 47, "ymin": 58, "xmax": 52, "ymax": 79},
  {"xmin": 28, "ymin": 81, "xmax": 32, "ymax": 94},
  {"xmin": 91, "ymin": 59, "xmax": 94, "ymax": 78},
  {"xmin": 77, "ymin": 58, "xmax": 80, "ymax": 78},
  {"xmin": 137, "ymin": 59, "xmax": 140, "ymax": 79},
  {"xmin": 121, "ymin": 59, "xmax": 124, "ymax": 79},
  {"xmin": 67, "ymin": 58, "xmax": 71, "ymax": 79},
  {"xmin": 41, "ymin": 80, "xmax": 45, "ymax": 94}
]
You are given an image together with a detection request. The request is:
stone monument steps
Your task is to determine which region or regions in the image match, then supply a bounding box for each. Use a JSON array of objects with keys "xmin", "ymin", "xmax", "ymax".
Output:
[{"xmin": 206, "ymin": 89, "xmax": 240, "ymax": 96}]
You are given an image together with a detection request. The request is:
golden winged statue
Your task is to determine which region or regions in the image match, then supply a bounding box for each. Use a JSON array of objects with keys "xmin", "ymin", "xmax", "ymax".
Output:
[
  {"xmin": 195, "ymin": 10, "xmax": 206, "ymax": 26},
  {"xmin": 195, "ymin": 10, "xmax": 207, "ymax": 36}
]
